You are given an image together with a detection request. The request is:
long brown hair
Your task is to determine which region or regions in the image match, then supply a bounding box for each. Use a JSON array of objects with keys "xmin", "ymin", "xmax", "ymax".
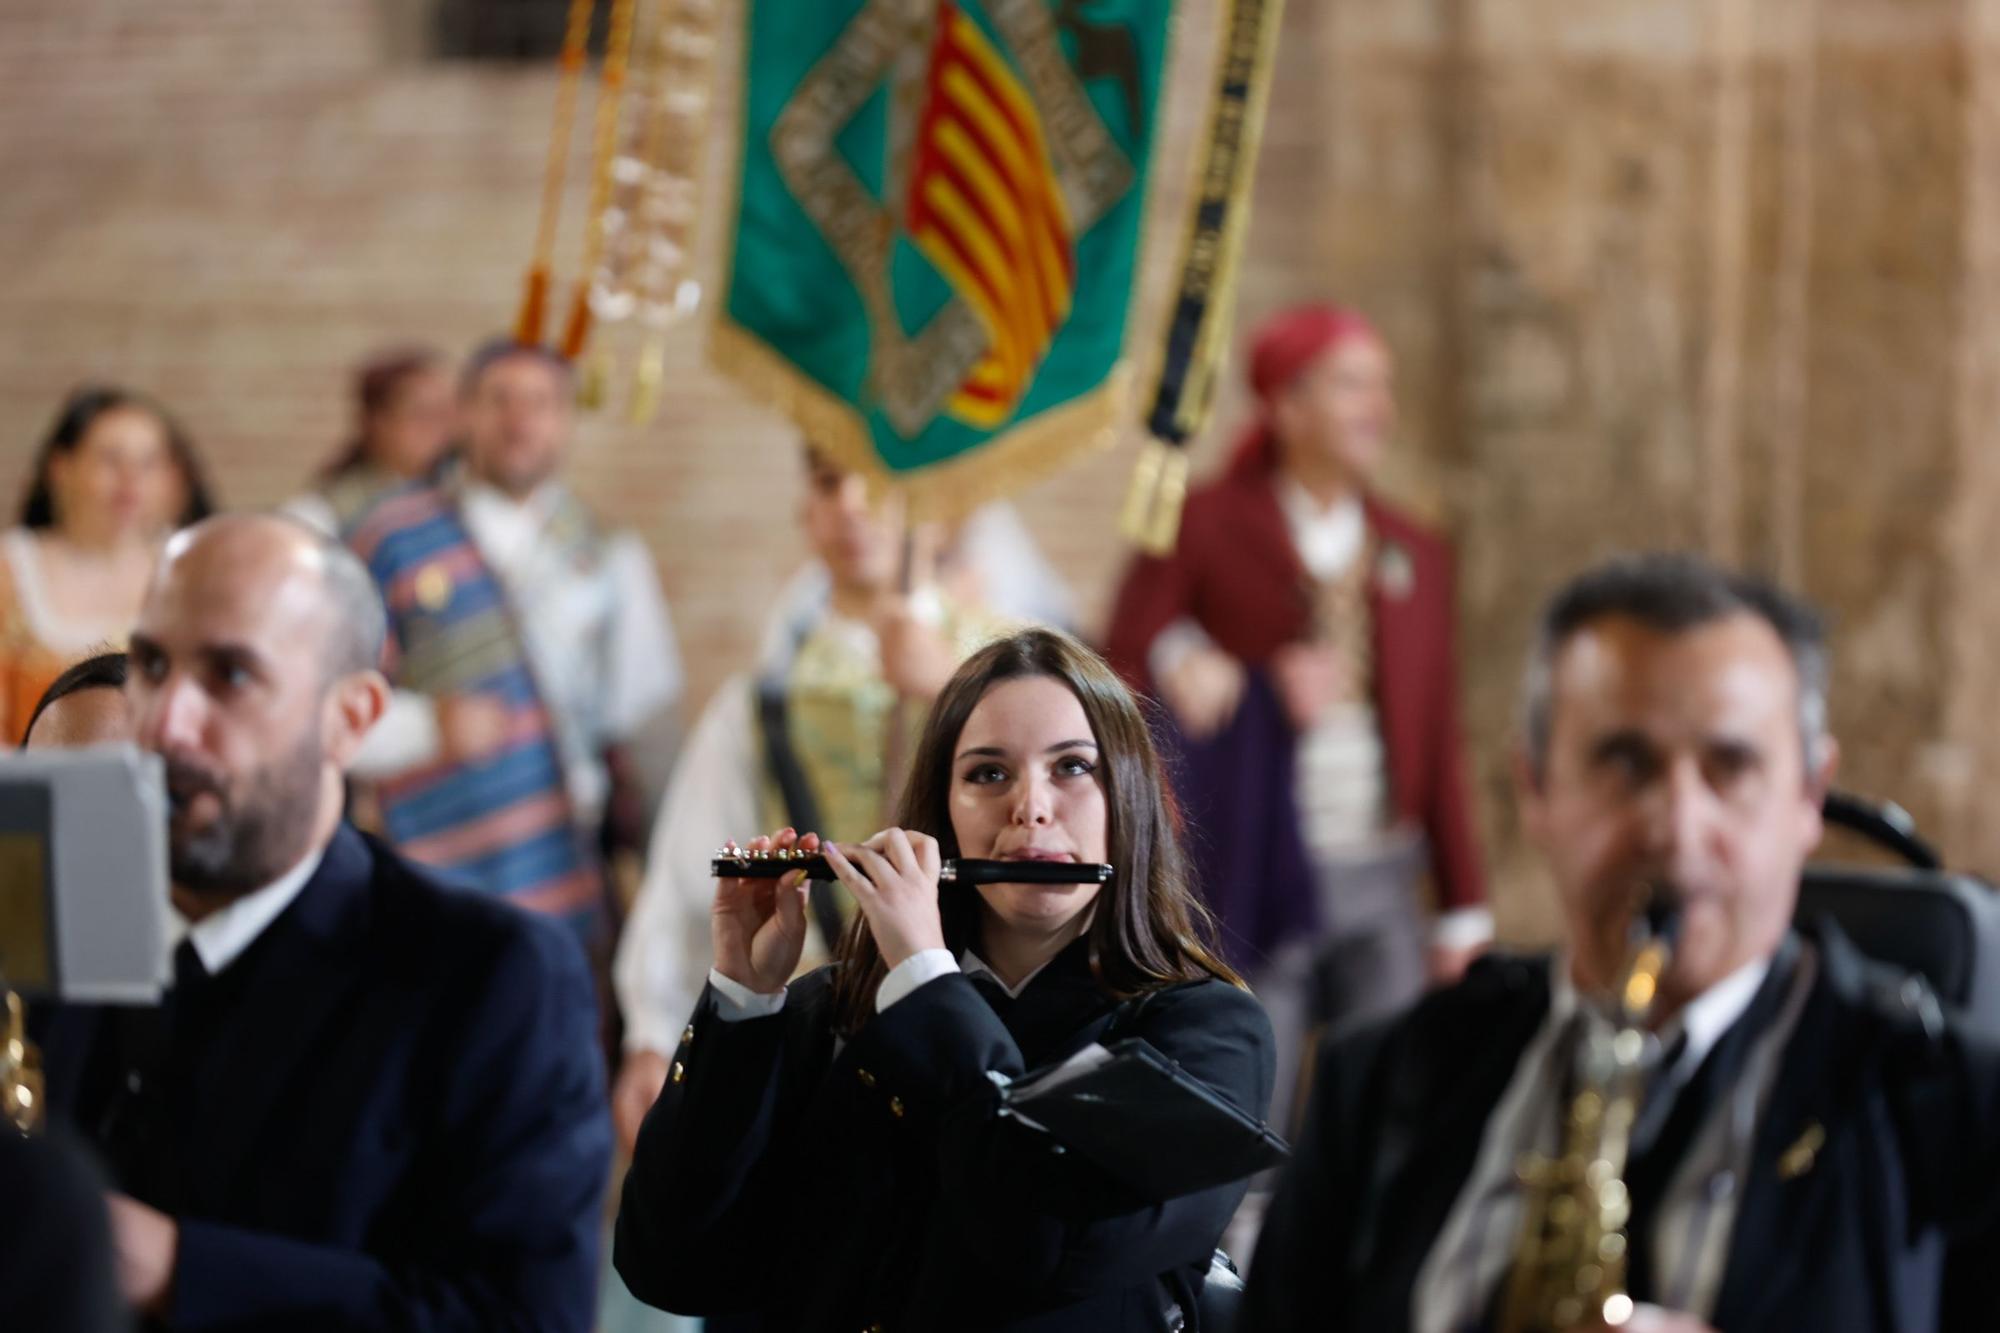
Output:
[
  {"xmin": 21, "ymin": 385, "xmax": 214, "ymax": 530},
  {"xmin": 316, "ymin": 347, "xmax": 445, "ymax": 482},
  {"xmin": 830, "ymin": 627, "xmax": 1243, "ymax": 1034}
]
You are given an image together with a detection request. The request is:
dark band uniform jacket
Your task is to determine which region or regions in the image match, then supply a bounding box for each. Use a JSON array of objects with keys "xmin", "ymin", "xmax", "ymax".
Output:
[
  {"xmin": 1240, "ymin": 921, "xmax": 2000, "ymax": 1333},
  {"xmin": 615, "ymin": 937, "xmax": 1276, "ymax": 1331},
  {"xmin": 40, "ymin": 823, "xmax": 613, "ymax": 1331}
]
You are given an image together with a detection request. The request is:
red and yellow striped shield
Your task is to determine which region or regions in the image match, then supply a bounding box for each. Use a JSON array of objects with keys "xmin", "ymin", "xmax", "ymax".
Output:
[{"xmin": 906, "ymin": 2, "xmax": 1077, "ymax": 428}]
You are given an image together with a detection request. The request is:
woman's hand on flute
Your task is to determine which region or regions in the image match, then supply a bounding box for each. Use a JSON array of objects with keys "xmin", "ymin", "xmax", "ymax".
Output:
[
  {"xmin": 712, "ymin": 827, "xmax": 818, "ymax": 994},
  {"xmin": 824, "ymin": 828, "xmax": 946, "ymax": 970}
]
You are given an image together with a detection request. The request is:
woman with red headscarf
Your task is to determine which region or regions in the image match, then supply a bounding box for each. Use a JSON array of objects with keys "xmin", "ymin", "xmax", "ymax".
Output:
[{"xmin": 1104, "ymin": 303, "xmax": 1489, "ymax": 1130}]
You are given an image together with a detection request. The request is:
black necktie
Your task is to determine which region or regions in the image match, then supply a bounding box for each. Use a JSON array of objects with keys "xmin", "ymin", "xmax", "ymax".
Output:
[
  {"xmin": 95, "ymin": 942, "xmax": 206, "ymax": 1208},
  {"xmin": 172, "ymin": 938, "xmax": 209, "ymax": 998}
]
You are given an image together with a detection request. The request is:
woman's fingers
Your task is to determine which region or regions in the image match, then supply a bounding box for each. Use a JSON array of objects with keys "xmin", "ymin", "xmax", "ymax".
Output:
[
  {"xmin": 773, "ymin": 868, "xmax": 809, "ymax": 931},
  {"xmin": 911, "ymin": 830, "xmax": 942, "ymax": 879},
  {"xmin": 844, "ymin": 842, "xmax": 897, "ymax": 887},
  {"xmin": 821, "ymin": 842, "xmax": 874, "ymax": 902},
  {"xmin": 885, "ymin": 827, "xmax": 919, "ymax": 877}
]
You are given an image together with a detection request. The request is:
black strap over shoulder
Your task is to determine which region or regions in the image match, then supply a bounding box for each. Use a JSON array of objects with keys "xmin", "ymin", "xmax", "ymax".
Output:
[{"xmin": 754, "ymin": 683, "xmax": 847, "ymax": 955}]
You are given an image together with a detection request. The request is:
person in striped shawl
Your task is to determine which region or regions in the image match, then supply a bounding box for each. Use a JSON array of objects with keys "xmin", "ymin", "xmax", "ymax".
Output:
[{"xmin": 344, "ymin": 339, "xmax": 682, "ymax": 948}]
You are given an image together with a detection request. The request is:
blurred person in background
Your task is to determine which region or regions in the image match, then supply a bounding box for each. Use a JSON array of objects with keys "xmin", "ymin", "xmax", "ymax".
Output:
[
  {"xmin": 284, "ymin": 347, "xmax": 470, "ymax": 791},
  {"xmin": 769, "ymin": 497, "xmax": 1079, "ymax": 637},
  {"xmin": 0, "ymin": 385, "xmax": 213, "ymax": 744},
  {"xmin": 1245, "ymin": 553, "xmax": 2000, "ymax": 1333},
  {"xmin": 285, "ymin": 346, "xmax": 458, "ymax": 539},
  {"xmin": 609, "ymin": 447, "xmax": 1008, "ymax": 1158},
  {"xmin": 344, "ymin": 338, "xmax": 682, "ymax": 951},
  {"xmin": 1106, "ymin": 303, "xmax": 1489, "ymax": 1135}
]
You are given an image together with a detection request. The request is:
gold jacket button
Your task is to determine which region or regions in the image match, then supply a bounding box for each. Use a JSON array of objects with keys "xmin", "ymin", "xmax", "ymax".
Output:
[
  {"xmin": 856, "ymin": 1068, "xmax": 876, "ymax": 1088},
  {"xmin": 888, "ymin": 1096, "xmax": 905, "ymax": 1118},
  {"xmin": 670, "ymin": 1061, "xmax": 686, "ymax": 1084},
  {"xmin": 680, "ymin": 1025, "xmax": 695, "ymax": 1047}
]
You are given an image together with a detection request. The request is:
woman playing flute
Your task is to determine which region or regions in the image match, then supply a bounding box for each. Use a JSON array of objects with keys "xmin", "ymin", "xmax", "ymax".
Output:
[{"xmin": 615, "ymin": 626, "xmax": 1275, "ymax": 1331}]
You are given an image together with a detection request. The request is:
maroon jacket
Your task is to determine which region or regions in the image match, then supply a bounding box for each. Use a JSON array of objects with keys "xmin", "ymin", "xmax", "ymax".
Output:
[{"xmin": 1104, "ymin": 468, "xmax": 1487, "ymax": 913}]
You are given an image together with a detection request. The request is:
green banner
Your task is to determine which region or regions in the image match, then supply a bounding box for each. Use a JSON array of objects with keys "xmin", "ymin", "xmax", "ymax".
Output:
[{"xmin": 714, "ymin": 0, "xmax": 1171, "ymax": 508}]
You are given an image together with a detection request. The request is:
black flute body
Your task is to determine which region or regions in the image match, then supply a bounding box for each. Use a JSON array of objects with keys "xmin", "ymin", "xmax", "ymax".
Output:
[{"xmin": 710, "ymin": 850, "xmax": 1113, "ymax": 886}]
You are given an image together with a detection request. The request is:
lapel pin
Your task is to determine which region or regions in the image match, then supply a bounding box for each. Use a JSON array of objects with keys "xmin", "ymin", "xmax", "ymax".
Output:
[
  {"xmin": 1777, "ymin": 1121, "xmax": 1825, "ymax": 1181},
  {"xmin": 415, "ymin": 563, "xmax": 454, "ymax": 612},
  {"xmin": 1375, "ymin": 543, "xmax": 1414, "ymax": 601}
]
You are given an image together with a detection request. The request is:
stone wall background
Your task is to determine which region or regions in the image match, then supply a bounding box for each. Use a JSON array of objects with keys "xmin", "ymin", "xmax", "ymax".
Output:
[{"xmin": 3, "ymin": 0, "xmax": 1993, "ymax": 940}]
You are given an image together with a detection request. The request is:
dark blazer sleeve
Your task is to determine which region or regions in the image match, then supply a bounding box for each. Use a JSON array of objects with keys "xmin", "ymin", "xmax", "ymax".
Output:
[
  {"xmin": 1239, "ymin": 1019, "xmax": 1380, "ymax": 1333},
  {"xmin": 614, "ymin": 978, "xmax": 830, "ymax": 1315},
  {"xmin": 847, "ymin": 974, "xmax": 1275, "ymax": 1302},
  {"xmin": 0, "ymin": 1131, "xmax": 128, "ymax": 1333},
  {"xmin": 1886, "ymin": 999, "xmax": 2000, "ymax": 1236},
  {"xmin": 169, "ymin": 918, "xmax": 612, "ymax": 1332}
]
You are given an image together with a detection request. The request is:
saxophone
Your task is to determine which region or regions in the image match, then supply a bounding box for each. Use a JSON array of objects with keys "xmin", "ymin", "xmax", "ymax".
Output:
[
  {"xmin": 1497, "ymin": 895, "xmax": 1680, "ymax": 1333},
  {"xmin": 2, "ymin": 979, "xmax": 43, "ymax": 1133}
]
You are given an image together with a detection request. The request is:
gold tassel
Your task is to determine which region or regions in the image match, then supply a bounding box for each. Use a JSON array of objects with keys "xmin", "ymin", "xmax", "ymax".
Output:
[
  {"xmin": 518, "ymin": 0, "xmax": 597, "ymax": 348},
  {"xmin": 1118, "ymin": 439, "xmax": 1190, "ymax": 557},
  {"xmin": 516, "ymin": 266, "xmax": 551, "ymax": 348},
  {"xmin": 1145, "ymin": 445, "xmax": 1190, "ymax": 555},
  {"xmin": 561, "ymin": 285, "xmax": 595, "ymax": 363},
  {"xmin": 579, "ymin": 343, "xmax": 612, "ymax": 411},
  {"xmin": 629, "ymin": 336, "xmax": 666, "ymax": 425},
  {"xmin": 1118, "ymin": 437, "xmax": 1166, "ymax": 547}
]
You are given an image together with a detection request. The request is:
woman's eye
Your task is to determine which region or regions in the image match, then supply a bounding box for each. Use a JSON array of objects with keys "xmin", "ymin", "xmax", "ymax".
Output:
[
  {"xmin": 963, "ymin": 763, "xmax": 1007, "ymax": 785},
  {"xmin": 1055, "ymin": 755, "xmax": 1096, "ymax": 778}
]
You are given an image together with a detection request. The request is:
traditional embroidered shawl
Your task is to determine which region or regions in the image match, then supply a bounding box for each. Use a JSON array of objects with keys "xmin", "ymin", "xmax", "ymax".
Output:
[{"xmin": 343, "ymin": 481, "xmax": 605, "ymax": 937}]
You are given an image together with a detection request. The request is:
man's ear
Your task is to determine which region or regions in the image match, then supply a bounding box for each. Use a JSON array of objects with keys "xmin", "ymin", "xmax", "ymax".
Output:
[
  {"xmin": 1806, "ymin": 735, "xmax": 1841, "ymax": 801},
  {"xmin": 323, "ymin": 670, "xmax": 390, "ymax": 770},
  {"xmin": 1799, "ymin": 734, "xmax": 1841, "ymax": 849},
  {"xmin": 1512, "ymin": 741, "xmax": 1548, "ymax": 846}
]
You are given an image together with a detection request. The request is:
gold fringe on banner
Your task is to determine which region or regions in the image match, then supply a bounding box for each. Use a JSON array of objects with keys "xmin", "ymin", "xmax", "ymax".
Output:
[
  {"xmin": 710, "ymin": 321, "xmax": 1131, "ymax": 524},
  {"xmin": 1120, "ymin": 0, "xmax": 1288, "ymax": 555}
]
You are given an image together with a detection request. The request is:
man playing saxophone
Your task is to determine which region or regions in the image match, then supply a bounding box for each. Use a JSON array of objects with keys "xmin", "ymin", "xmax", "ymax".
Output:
[{"xmin": 1243, "ymin": 552, "xmax": 2000, "ymax": 1332}]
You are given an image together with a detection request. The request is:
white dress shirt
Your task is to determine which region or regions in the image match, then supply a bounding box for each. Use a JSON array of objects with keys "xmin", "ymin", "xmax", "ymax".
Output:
[
  {"xmin": 175, "ymin": 842, "xmax": 326, "ymax": 977},
  {"xmin": 706, "ymin": 944, "xmax": 1050, "ymax": 1022}
]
